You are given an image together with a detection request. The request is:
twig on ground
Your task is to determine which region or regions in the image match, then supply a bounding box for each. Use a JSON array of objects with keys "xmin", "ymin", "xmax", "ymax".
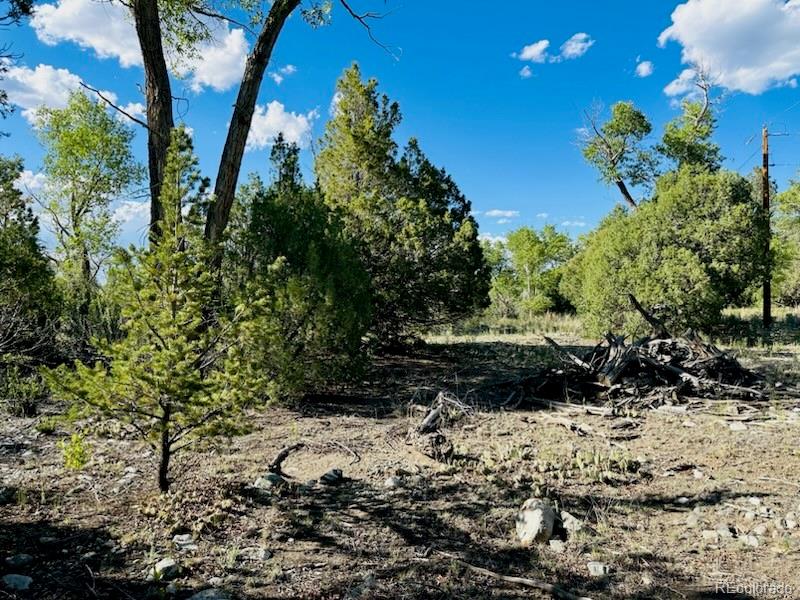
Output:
[{"xmin": 435, "ymin": 550, "xmax": 593, "ymax": 600}]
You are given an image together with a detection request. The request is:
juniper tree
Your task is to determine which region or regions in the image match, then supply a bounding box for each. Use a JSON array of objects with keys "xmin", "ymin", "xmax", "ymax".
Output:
[{"xmin": 316, "ymin": 64, "xmax": 489, "ymax": 342}]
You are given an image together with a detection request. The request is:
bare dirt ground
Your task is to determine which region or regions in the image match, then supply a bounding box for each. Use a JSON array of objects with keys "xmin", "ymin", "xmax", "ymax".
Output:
[{"xmin": 2, "ymin": 335, "xmax": 800, "ymax": 599}]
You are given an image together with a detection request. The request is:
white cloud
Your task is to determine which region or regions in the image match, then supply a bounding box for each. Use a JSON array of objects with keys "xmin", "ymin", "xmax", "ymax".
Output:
[
  {"xmin": 635, "ymin": 60, "xmax": 654, "ymax": 78},
  {"xmin": 496, "ymin": 218, "xmax": 512, "ymax": 224},
  {"xmin": 3, "ymin": 64, "xmax": 81, "ymax": 121},
  {"xmin": 183, "ymin": 26, "xmax": 248, "ymax": 92},
  {"xmin": 664, "ymin": 68, "xmax": 697, "ymax": 97},
  {"xmin": 519, "ymin": 65, "xmax": 533, "ymax": 79},
  {"xmin": 269, "ymin": 63, "xmax": 298, "ymax": 85},
  {"xmin": 479, "ymin": 233, "xmax": 507, "ymax": 244},
  {"xmin": 14, "ymin": 170, "xmax": 47, "ymax": 196},
  {"xmin": 113, "ymin": 200, "xmax": 150, "ymax": 225},
  {"xmin": 32, "ymin": 0, "xmax": 249, "ymax": 94},
  {"xmin": 485, "ymin": 209, "xmax": 520, "ymax": 218},
  {"xmin": 559, "ymin": 33, "xmax": 595, "ymax": 60},
  {"xmin": 515, "ymin": 33, "xmax": 594, "ymax": 67},
  {"xmin": 246, "ymin": 101, "xmax": 319, "ymax": 151},
  {"xmin": 659, "ymin": 0, "xmax": 800, "ymax": 94},
  {"xmin": 31, "ymin": 0, "xmax": 141, "ymax": 67},
  {"xmin": 517, "ymin": 40, "xmax": 550, "ymax": 63},
  {"xmin": 329, "ymin": 91, "xmax": 343, "ymax": 116},
  {"xmin": 536, "ymin": 212, "xmax": 549, "ymax": 219},
  {"xmin": 561, "ymin": 220, "xmax": 587, "ymax": 227}
]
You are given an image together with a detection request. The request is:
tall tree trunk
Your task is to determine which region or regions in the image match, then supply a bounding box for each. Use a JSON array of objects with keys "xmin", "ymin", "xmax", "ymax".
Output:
[
  {"xmin": 132, "ymin": 0, "xmax": 174, "ymax": 240},
  {"xmin": 204, "ymin": 0, "xmax": 300, "ymax": 248},
  {"xmin": 615, "ymin": 179, "xmax": 638, "ymax": 209}
]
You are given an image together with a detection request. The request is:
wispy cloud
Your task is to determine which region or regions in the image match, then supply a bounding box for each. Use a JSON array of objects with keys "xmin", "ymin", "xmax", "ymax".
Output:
[{"xmin": 485, "ymin": 209, "xmax": 520, "ymax": 218}]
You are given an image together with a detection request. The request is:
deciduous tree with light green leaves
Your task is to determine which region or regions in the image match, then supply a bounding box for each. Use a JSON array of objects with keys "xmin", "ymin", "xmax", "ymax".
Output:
[
  {"xmin": 35, "ymin": 91, "xmax": 143, "ymax": 349},
  {"xmin": 47, "ymin": 129, "xmax": 272, "ymax": 492},
  {"xmin": 316, "ymin": 64, "xmax": 489, "ymax": 342}
]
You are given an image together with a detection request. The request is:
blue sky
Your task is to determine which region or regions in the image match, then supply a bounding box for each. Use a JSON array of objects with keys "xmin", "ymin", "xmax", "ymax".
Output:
[{"xmin": 5, "ymin": 0, "xmax": 800, "ymax": 246}]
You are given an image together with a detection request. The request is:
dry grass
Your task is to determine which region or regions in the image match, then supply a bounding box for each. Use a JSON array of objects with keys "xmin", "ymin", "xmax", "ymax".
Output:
[{"xmin": 1, "ymin": 334, "xmax": 799, "ymax": 599}]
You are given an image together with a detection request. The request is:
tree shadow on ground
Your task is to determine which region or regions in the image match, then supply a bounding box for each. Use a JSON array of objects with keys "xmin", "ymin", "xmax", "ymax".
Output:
[
  {"xmin": 296, "ymin": 340, "xmax": 595, "ymax": 420},
  {"xmin": 0, "ymin": 519, "xmax": 158, "ymax": 599},
  {"xmin": 238, "ymin": 472, "xmax": 758, "ymax": 599}
]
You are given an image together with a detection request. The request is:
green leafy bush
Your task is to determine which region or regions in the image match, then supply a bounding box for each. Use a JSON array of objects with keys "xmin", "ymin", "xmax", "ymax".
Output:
[
  {"xmin": 59, "ymin": 432, "xmax": 91, "ymax": 470},
  {"xmin": 561, "ymin": 168, "xmax": 767, "ymax": 336},
  {"xmin": 0, "ymin": 363, "xmax": 47, "ymax": 416}
]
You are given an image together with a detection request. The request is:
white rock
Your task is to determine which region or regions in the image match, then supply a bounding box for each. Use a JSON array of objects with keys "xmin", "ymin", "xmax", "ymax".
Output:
[
  {"xmin": 384, "ymin": 476, "xmax": 403, "ymax": 489},
  {"xmin": 741, "ymin": 534, "xmax": 759, "ymax": 547},
  {"xmin": 748, "ymin": 497, "xmax": 762, "ymax": 507},
  {"xmin": 743, "ymin": 511, "xmax": 756, "ymax": 522},
  {"xmin": 701, "ymin": 529, "xmax": 719, "ymax": 542},
  {"xmin": 729, "ymin": 422, "xmax": 747, "ymax": 432},
  {"xmin": 188, "ymin": 590, "xmax": 230, "ymax": 600},
  {"xmin": 254, "ymin": 473, "xmax": 285, "ymax": 490},
  {"xmin": 548, "ymin": 539, "xmax": 566, "ymax": 553},
  {"xmin": 150, "ymin": 557, "xmax": 180, "ymax": 581},
  {"xmin": 3, "ymin": 574, "xmax": 32, "ymax": 591},
  {"xmin": 753, "ymin": 523, "xmax": 768, "ymax": 536},
  {"xmin": 173, "ymin": 533, "xmax": 197, "ymax": 551},
  {"xmin": 685, "ymin": 513, "xmax": 700, "ymax": 528},
  {"xmin": 587, "ymin": 561, "xmax": 610, "ymax": 577},
  {"xmin": 516, "ymin": 498, "xmax": 555, "ymax": 546},
  {"xmin": 560, "ymin": 510, "xmax": 583, "ymax": 535}
]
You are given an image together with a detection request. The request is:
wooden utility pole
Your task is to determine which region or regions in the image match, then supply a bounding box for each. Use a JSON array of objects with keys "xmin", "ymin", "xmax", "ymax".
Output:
[{"xmin": 762, "ymin": 125, "xmax": 772, "ymax": 329}]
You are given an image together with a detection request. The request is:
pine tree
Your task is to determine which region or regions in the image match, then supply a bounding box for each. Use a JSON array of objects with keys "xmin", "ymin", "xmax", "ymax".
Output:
[{"xmin": 48, "ymin": 129, "xmax": 268, "ymax": 492}]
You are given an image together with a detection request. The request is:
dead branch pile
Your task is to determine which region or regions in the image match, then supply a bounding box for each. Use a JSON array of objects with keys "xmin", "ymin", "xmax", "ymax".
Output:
[{"xmin": 526, "ymin": 296, "xmax": 764, "ymax": 408}]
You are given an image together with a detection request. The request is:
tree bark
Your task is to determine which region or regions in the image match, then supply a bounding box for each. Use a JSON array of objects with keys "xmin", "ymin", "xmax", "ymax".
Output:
[
  {"xmin": 132, "ymin": 0, "xmax": 174, "ymax": 240},
  {"xmin": 158, "ymin": 406, "xmax": 172, "ymax": 492},
  {"xmin": 204, "ymin": 0, "xmax": 300, "ymax": 247},
  {"xmin": 615, "ymin": 179, "xmax": 638, "ymax": 209}
]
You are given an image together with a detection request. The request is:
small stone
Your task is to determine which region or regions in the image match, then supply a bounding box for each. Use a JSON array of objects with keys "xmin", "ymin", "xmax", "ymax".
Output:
[
  {"xmin": 208, "ymin": 577, "xmax": 224, "ymax": 587},
  {"xmin": 701, "ymin": 529, "xmax": 719, "ymax": 542},
  {"xmin": 5, "ymin": 553, "xmax": 33, "ymax": 568},
  {"xmin": 320, "ymin": 469, "xmax": 343, "ymax": 486},
  {"xmin": 686, "ymin": 513, "xmax": 700, "ymax": 528},
  {"xmin": 384, "ymin": 476, "xmax": 403, "ymax": 489},
  {"xmin": 188, "ymin": 590, "xmax": 230, "ymax": 600},
  {"xmin": 3, "ymin": 574, "xmax": 32, "ymax": 591},
  {"xmin": 587, "ymin": 561, "xmax": 610, "ymax": 577},
  {"xmin": 641, "ymin": 573, "xmax": 654, "ymax": 587},
  {"xmin": 682, "ymin": 420, "xmax": 696, "ymax": 428},
  {"xmin": 693, "ymin": 469, "xmax": 705, "ymax": 480},
  {"xmin": 743, "ymin": 511, "xmax": 756, "ymax": 522},
  {"xmin": 748, "ymin": 497, "xmax": 762, "ymax": 506},
  {"xmin": 166, "ymin": 582, "xmax": 178, "ymax": 595},
  {"xmin": 560, "ymin": 510, "xmax": 583, "ymax": 535},
  {"xmin": 729, "ymin": 422, "xmax": 747, "ymax": 432},
  {"xmin": 548, "ymin": 540, "xmax": 566, "ymax": 553},
  {"xmin": 716, "ymin": 524, "xmax": 735, "ymax": 539},
  {"xmin": 516, "ymin": 498, "xmax": 556, "ymax": 546},
  {"xmin": 173, "ymin": 533, "xmax": 197, "ymax": 551},
  {"xmin": 753, "ymin": 523, "xmax": 768, "ymax": 536},
  {"xmin": 254, "ymin": 473, "xmax": 285, "ymax": 490},
  {"xmin": 741, "ymin": 534, "xmax": 759, "ymax": 547},
  {"xmin": 784, "ymin": 514, "xmax": 797, "ymax": 530},
  {"xmin": 242, "ymin": 546, "xmax": 271, "ymax": 561},
  {"xmin": 149, "ymin": 557, "xmax": 180, "ymax": 581},
  {"xmin": 675, "ymin": 496, "xmax": 690, "ymax": 505}
]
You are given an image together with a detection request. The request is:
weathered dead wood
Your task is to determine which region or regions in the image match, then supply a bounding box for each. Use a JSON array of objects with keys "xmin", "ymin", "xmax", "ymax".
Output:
[
  {"xmin": 628, "ymin": 294, "xmax": 670, "ymax": 338},
  {"xmin": 435, "ymin": 550, "xmax": 593, "ymax": 600},
  {"xmin": 268, "ymin": 443, "xmax": 305, "ymax": 476},
  {"xmin": 543, "ymin": 336, "xmax": 594, "ymax": 372}
]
